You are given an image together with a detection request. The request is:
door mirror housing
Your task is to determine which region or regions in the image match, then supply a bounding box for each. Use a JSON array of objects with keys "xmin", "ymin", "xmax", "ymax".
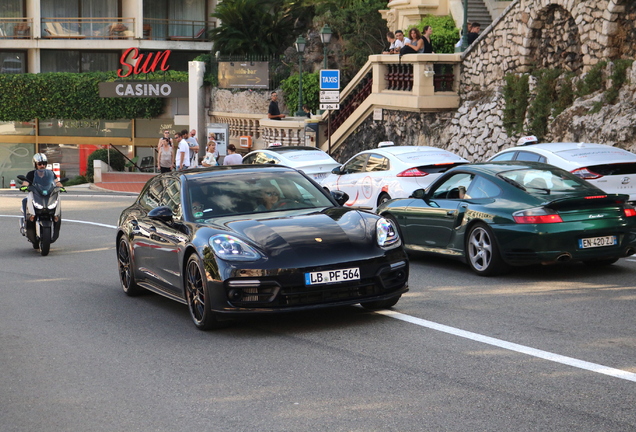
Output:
[
  {"xmin": 330, "ymin": 190, "xmax": 349, "ymax": 206},
  {"xmin": 148, "ymin": 206, "xmax": 174, "ymax": 222},
  {"xmin": 331, "ymin": 166, "xmax": 342, "ymax": 175},
  {"xmin": 411, "ymin": 188, "xmax": 426, "ymax": 199}
]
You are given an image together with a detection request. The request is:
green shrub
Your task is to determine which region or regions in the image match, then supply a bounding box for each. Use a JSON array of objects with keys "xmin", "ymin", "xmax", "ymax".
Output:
[
  {"xmin": 416, "ymin": 15, "xmax": 460, "ymax": 54},
  {"xmin": 281, "ymin": 72, "xmax": 319, "ymax": 114},
  {"xmin": 503, "ymin": 73, "xmax": 529, "ymax": 136},
  {"xmin": 575, "ymin": 61, "xmax": 607, "ymax": 97},
  {"xmin": 63, "ymin": 175, "xmax": 88, "ymax": 186},
  {"xmin": 527, "ymin": 69, "xmax": 562, "ymax": 140},
  {"xmin": 85, "ymin": 148, "xmax": 126, "ymax": 182}
]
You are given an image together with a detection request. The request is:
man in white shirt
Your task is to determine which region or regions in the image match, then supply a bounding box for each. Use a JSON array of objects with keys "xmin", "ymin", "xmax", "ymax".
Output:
[
  {"xmin": 394, "ymin": 30, "xmax": 410, "ymax": 51},
  {"xmin": 176, "ymin": 132, "xmax": 191, "ymax": 170},
  {"xmin": 186, "ymin": 129, "xmax": 198, "ymax": 166}
]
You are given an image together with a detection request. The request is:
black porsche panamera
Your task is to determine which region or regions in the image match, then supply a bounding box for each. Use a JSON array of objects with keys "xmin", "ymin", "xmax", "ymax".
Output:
[{"xmin": 116, "ymin": 165, "xmax": 409, "ymax": 330}]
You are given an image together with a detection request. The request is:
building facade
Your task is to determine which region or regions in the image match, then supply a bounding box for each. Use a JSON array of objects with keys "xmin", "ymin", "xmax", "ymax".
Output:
[{"xmin": 0, "ymin": 0, "xmax": 215, "ymax": 182}]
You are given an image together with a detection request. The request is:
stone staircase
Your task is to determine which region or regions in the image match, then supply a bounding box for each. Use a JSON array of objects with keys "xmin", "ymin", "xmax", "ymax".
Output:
[{"xmin": 466, "ymin": 0, "xmax": 493, "ymax": 29}]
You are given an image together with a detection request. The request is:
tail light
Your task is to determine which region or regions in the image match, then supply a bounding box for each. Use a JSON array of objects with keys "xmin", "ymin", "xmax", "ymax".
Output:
[
  {"xmin": 624, "ymin": 206, "xmax": 636, "ymax": 217},
  {"xmin": 513, "ymin": 207, "xmax": 563, "ymax": 224},
  {"xmin": 571, "ymin": 167, "xmax": 602, "ymax": 179},
  {"xmin": 397, "ymin": 168, "xmax": 427, "ymax": 177}
]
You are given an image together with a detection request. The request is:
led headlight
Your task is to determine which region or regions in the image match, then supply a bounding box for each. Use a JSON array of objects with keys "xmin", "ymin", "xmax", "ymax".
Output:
[
  {"xmin": 209, "ymin": 234, "xmax": 261, "ymax": 261},
  {"xmin": 47, "ymin": 199, "xmax": 58, "ymax": 209},
  {"xmin": 32, "ymin": 201, "xmax": 44, "ymax": 209},
  {"xmin": 376, "ymin": 218, "xmax": 400, "ymax": 249}
]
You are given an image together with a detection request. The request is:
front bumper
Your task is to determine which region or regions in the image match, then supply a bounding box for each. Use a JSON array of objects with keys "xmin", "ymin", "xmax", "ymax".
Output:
[{"xmin": 208, "ymin": 254, "xmax": 409, "ymax": 314}]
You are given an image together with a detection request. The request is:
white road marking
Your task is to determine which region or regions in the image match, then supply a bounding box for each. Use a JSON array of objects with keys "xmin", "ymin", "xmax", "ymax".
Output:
[
  {"xmin": 375, "ymin": 309, "xmax": 636, "ymax": 383},
  {"xmin": 0, "ymin": 215, "xmax": 116, "ymax": 229}
]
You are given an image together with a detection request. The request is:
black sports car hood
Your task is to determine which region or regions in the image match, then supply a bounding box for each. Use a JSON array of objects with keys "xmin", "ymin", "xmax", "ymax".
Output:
[{"xmin": 220, "ymin": 208, "xmax": 382, "ymax": 266}]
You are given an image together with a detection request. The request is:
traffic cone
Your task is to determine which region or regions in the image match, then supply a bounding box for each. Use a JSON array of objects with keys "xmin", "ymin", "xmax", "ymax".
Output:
[
  {"xmin": 10, "ymin": 179, "xmax": 16, "ymax": 189},
  {"xmin": 53, "ymin": 163, "xmax": 61, "ymax": 181}
]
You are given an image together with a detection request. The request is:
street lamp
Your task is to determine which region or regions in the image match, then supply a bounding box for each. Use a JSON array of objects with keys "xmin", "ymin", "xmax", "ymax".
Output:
[
  {"xmin": 320, "ymin": 24, "xmax": 332, "ymax": 69},
  {"xmin": 461, "ymin": 0, "xmax": 469, "ymax": 51},
  {"xmin": 295, "ymin": 35, "xmax": 306, "ymax": 117}
]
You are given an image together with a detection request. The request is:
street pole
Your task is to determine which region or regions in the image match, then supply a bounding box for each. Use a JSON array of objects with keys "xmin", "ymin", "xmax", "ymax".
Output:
[{"xmin": 295, "ymin": 36, "xmax": 306, "ymax": 117}]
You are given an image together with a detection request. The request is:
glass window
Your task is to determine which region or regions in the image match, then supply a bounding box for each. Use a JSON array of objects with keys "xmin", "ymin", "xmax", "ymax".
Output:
[
  {"xmin": 431, "ymin": 173, "xmax": 474, "ymax": 199},
  {"xmin": 162, "ymin": 178, "xmax": 182, "ymax": 217},
  {"xmin": 0, "ymin": 51, "xmax": 26, "ymax": 73},
  {"xmin": 40, "ymin": 50, "xmax": 119, "ymax": 73},
  {"xmin": 499, "ymin": 168, "xmax": 589, "ymax": 194},
  {"xmin": 490, "ymin": 152, "xmax": 515, "ymax": 162},
  {"xmin": 143, "ymin": 0, "xmax": 206, "ymax": 39},
  {"xmin": 38, "ymin": 143, "xmax": 80, "ymax": 178},
  {"xmin": 38, "ymin": 119, "xmax": 131, "ymax": 137},
  {"xmin": 0, "ymin": 121, "xmax": 35, "ymax": 135},
  {"xmin": 466, "ymin": 176, "xmax": 501, "ymax": 199},
  {"xmin": 0, "ymin": 143, "xmax": 35, "ymax": 186},
  {"xmin": 365, "ymin": 154, "xmax": 389, "ymax": 172},
  {"xmin": 139, "ymin": 177, "xmax": 163, "ymax": 210},
  {"xmin": 342, "ymin": 154, "xmax": 367, "ymax": 174},
  {"xmin": 515, "ymin": 151, "xmax": 546, "ymax": 163}
]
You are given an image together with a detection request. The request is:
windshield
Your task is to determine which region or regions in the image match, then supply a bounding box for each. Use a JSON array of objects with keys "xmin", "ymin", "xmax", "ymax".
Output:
[
  {"xmin": 498, "ymin": 168, "xmax": 591, "ymax": 194},
  {"xmin": 187, "ymin": 170, "xmax": 335, "ymax": 221},
  {"xmin": 31, "ymin": 169, "xmax": 57, "ymax": 189}
]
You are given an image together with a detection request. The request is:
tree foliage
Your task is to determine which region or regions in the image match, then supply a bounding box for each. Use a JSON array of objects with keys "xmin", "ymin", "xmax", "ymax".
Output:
[
  {"xmin": 416, "ymin": 15, "xmax": 460, "ymax": 54},
  {"xmin": 281, "ymin": 72, "xmax": 320, "ymax": 113},
  {"xmin": 210, "ymin": 0, "xmax": 311, "ymax": 56},
  {"xmin": 85, "ymin": 148, "xmax": 126, "ymax": 182}
]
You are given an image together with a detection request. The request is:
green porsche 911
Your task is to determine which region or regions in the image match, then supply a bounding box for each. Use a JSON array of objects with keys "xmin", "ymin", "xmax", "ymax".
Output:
[{"xmin": 376, "ymin": 161, "xmax": 636, "ymax": 276}]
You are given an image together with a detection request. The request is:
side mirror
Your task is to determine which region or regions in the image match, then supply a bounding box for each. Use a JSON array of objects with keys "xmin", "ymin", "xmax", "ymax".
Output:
[
  {"xmin": 330, "ymin": 190, "xmax": 349, "ymax": 206},
  {"xmin": 331, "ymin": 166, "xmax": 342, "ymax": 175},
  {"xmin": 17, "ymin": 175, "xmax": 27, "ymax": 182},
  {"xmin": 148, "ymin": 206, "xmax": 174, "ymax": 222},
  {"xmin": 410, "ymin": 189, "xmax": 426, "ymax": 199}
]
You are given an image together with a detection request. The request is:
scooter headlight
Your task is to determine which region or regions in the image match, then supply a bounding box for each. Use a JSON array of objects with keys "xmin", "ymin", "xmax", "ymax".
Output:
[
  {"xmin": 47, "ymin": 199, "xmax": 58, "ymax": 209},
  {"xmin": 32, "ymin": 201, "xmax": 44, "ymax": 209}
]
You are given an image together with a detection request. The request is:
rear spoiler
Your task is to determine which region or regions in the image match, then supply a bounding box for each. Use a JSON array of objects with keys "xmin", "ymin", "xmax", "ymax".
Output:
[{"xmin": 543, "ymin": 193, "xmax": 630, "ymax": 211}]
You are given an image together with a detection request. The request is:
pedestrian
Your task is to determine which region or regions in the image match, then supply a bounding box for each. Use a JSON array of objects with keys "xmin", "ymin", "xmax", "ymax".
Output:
[
  {"xmin": 157, "ymin": 129, "xmax": 172, "ymax": 152},
  {"xmin": 302, "ymin": 104, "xmax": 311, "ymax": 118},
  {"xmin": 422, "ymin": 25, "xmax": 434, "ymax": 53},
  {"xmin": 268, "ymin": 92, "xmax": 285, "ymax": 120},
  {"xmin": 175, "ymin": 131, "xmax": 191, "ymax": 170},
  {"xmin": 157, "ymin": 134, "xmax": 174, "ymax": 173},
  {"xmin": 468, "ymin": 22, "xmax": 481, "ymax": 45},
  {"xmin": 201, "ymin": 137, "xmax": 219, "ymax": 167},
  {"xmin": 183, "ymin": 128, "xmax": 198, "ymax": 167},
  {"xmin": 223, "ymin": 144, "xmax": 243, "ymax": 165},
  {"xmin": 399, "ymin": 28, "xmax": 424, "ymax": 55},
  {"xmin": 394, "ymin": 30, "xmax": 411, "ymax": 50},
  {"xmin": 383, "ymin": 31, "xmax": 397, "ymax": 54}
]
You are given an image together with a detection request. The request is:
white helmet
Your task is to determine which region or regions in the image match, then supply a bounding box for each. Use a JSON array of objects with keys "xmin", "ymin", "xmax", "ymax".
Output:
[
  {"xmin": 33, "ymin": 153, "xmax": 48, "ymax": 167},
  {"xmin": 516, "ymin": 136, "xmax": 538, "ymax": 146}
]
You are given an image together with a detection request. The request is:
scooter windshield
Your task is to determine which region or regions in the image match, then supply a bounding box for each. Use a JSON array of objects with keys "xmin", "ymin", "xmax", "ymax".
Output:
[{"xmin": 31, "ymin": 169, "xmax": 57, "ymax": 195}]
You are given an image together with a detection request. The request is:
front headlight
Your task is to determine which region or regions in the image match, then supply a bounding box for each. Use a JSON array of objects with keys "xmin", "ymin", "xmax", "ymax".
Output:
[
  {"xmin": 376, "ymin": 218, "xmax": 400, "ymax": 249},
  {"xmin": 47, "ymin": 199, "xmax": 58, "ymax": 209},
  {"xmin": 209, "ymin": 234, "xmax": 261, "ymax": 261},
  {"xmin": 32, "ymin": 201, "xmax": 44, "ymax": 209}
]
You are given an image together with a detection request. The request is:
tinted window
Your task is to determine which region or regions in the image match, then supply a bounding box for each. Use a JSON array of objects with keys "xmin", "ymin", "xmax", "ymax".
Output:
[
  {"xmin": 515, "ymin": 151, "xmax": 546, "ymax": 163},
  {"xmin": 162, "ymin": 178, "xmax": 182, "ymax": 218},
  {"xmin": 139, "ymin": 177, "xmax": 163, "ymax": 210},
  {"xmin": 242, "ymin": 153, "xmax": 258, "ymax": 164},
  {"xmin": 490, "ymin": 152, "xmax": 515, "ymax": 161}
]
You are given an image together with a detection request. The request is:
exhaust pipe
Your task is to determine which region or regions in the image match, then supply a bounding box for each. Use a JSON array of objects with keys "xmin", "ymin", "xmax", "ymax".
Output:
[
  {"xmin": 625, "ymin": 248, "xmax": 636, "ymax": 257},
  {"xmin": 556, "ymin": 253, "xmax": 572, "ymax": 262}
]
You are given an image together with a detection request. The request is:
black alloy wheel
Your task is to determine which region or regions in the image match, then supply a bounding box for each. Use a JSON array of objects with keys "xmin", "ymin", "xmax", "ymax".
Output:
[
  {"xmin": 185, "ymin": 254, "xmax": 226, "ymax": 330},
  {"xmin": 118, "ymin": 237, "xmax": 143, "ymax": 296},
  {"xmin": 377, "ymin": 192, "xmax": 392, "ymax": 207}
]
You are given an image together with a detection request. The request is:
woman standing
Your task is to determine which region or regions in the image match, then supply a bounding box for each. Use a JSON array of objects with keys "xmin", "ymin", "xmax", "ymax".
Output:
[
  {"xmin": 422, "ymin": 25, "xmax": 434, "ymax": 53},
  {"xmin": 399, "ymin": 28, "xmax": 424, "ymax": 55},
  {"xmin": 157, "ymin": 137, "xmax": 174, "ymax": 173},
  {"xmin": 201, "ymin": 139, "xmax": 219, "ymax": 167}
]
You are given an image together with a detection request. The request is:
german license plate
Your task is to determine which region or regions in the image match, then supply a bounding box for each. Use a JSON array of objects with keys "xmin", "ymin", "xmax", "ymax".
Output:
[
  {"xmin": 578, "ymin": 236, "xmax": 617, "ymax": 249},
  {"xmin": 305, "ymin": 267, "xmax": 360, "ymax": 285}
]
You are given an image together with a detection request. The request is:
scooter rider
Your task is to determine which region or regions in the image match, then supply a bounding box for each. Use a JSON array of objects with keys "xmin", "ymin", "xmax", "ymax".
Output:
[{"xmin": 20, "ymin": 153, "xmax": 64, "ymax": 216}]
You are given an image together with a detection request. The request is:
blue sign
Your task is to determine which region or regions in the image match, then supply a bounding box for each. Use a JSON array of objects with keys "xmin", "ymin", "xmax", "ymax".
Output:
[{"xmin": 320, "ymin": 69, "xmax": 340, "ymax": 90}]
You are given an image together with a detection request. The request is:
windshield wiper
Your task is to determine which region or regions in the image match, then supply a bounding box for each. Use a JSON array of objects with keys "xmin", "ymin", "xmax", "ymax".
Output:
[{"xmin": 498, "ymin": 175, "xmax": 526, "ymax": 191}]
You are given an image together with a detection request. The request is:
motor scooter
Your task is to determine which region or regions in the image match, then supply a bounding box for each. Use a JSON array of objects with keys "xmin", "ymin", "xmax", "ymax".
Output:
[{"xmin": 17, "ymin": 170, "xmax": 66, "ymax": 256}]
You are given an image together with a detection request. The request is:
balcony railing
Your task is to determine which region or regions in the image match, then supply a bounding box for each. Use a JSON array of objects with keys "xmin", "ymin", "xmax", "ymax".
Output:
[
  {"xmin": 40, "ymin": 17, "xmax": 135, "ymax": 40},
  {"xmin": 0, "ymin": 18, "xmax": 33, "ymax": 39},
  {"xmin": 142, "ymin": 18, "xmax": 214, "ymax": 41}
]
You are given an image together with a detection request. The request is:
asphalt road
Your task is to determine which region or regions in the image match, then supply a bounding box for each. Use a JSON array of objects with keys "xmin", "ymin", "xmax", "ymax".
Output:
[{"xmin": 1, "ymin": 190, "xmax": 635, "ymax": 431}]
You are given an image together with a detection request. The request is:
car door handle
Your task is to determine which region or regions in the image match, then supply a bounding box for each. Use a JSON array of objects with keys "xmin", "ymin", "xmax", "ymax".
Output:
[{"xmin": 446, "ymin": 210, "xmax": 455, "ymax": 217}]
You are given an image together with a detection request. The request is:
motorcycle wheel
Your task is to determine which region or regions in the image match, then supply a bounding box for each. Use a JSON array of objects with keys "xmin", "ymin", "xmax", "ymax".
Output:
[{"xmin": 40, "ymin": 226, "xmax": 51, "ymax": 256}]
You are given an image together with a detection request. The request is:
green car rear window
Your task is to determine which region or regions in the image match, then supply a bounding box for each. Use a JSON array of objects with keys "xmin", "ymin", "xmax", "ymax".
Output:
[{"xmin": 498, "ymin": 168, "xmax": 589, "ymax": 193}]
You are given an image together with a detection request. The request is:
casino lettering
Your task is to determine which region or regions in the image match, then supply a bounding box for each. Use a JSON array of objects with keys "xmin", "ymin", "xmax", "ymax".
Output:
[{"xmin": 115, "ymin": 83, "xmax": 174, "ymax": 96}]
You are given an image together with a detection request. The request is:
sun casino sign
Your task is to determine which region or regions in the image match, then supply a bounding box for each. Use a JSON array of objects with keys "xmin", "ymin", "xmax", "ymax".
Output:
[{"xmin": 98, "ymin": 48, "xmax": 188, "ymax": 98}]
